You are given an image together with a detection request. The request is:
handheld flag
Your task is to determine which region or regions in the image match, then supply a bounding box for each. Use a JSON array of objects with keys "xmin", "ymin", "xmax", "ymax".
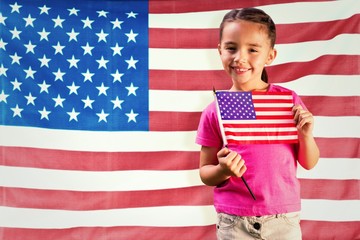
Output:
[
  {"xmin": 214, "ymin": 90, "xmax": 299, "ymax": 145},
  {"xmin": 213, "ymin": 87, "xmax": 256, "ymax": 200}
]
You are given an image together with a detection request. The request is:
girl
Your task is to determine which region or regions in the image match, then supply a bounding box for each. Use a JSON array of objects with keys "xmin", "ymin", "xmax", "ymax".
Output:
[{"xmin": 196, "ymin": 8, "xmax": 320, "ymax": 240}]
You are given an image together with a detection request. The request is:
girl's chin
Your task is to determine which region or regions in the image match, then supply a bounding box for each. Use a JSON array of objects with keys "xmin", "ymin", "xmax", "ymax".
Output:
[{"xmin": 232, "ymin": 75, "xmax": 251, "ymax": 84}]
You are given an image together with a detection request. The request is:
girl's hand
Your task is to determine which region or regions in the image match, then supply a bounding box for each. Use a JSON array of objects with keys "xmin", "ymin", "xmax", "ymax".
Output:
[
  {"xmin": 217, "ymin": 147, "xmax": 246, "ymax": 177},
  {"xmin": 292, "ymin": 104, "xmax": 314, "ymax": 137}
]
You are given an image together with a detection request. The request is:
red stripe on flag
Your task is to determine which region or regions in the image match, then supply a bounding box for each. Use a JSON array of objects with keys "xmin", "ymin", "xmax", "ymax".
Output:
[
  {"xmin": 302, "ymin": 96, "xmax": 360, "ymax": 116},
  {"xmin": 316, "ymin": 138, "xmax": 360, "ymax": 159},
  {"xmin": 252, "ymin": 115, "xmax": 294, "ymax": 120},
  {"xmin": 150, "ymin": 111, "xmax": 202, "ymax": 131},
  {"xmin": 0, "ymin": 146, "xmax": 199, "ymax": 171},
  {"xmin": 149, "ymin": 70, "xmax": 228, "ymax": 90},
  {"xmin": 254, "ymin": 107, "xmax": 294, "ymax": 112},
  {"xmin": 0, "ymin": 186, "xmax": 213, "ymax": 210},
  {"xmin": 227, "ymin": 138, "xmax": 298, "ymax": 145},
  {"xmin": 149, "ymin": 28, "xmax": 219, "ymax": 49},
  {"xmin": 277, "ymin": 14, "xmax": 360, "ymax": 43},
  {"xmin": 149, "ymin": 0, "xmax": 329, "ymax": 13},
  {"xmin": 300, "ymin": 179, "xmax": 360, "ymax": 200},
  {"xmin": 253, "ymin": 99, "xmax": 293, "ymax": 104},
  {"xmin": 301, "ymin": 221, "xmax": 360, "ymax": 240},
  {"xmin": 225, "ymin": 130, "xmax": 298, "ymax": 137},
  {"xmin": 224, "ymin": 123, "xmax": 296, "ymax": 128},
  {"xmin": 0, "ymin": 225, "xmax": 217, "ymax": 240},
  {"xmin": 252, "ymin": 91, "xmax": 294, "ymax": 96}
]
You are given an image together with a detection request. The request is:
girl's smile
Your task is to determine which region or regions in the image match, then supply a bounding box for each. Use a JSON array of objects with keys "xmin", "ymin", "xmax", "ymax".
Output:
[{"xmin": 232, "ymin": 66, "xmax": 251, "ymax": 74}]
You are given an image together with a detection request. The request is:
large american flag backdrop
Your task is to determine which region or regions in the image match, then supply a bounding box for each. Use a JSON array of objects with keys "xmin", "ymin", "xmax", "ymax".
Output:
[{"xmin": 0, "ymin": 0, "xmax": 359, "ymax": 239}]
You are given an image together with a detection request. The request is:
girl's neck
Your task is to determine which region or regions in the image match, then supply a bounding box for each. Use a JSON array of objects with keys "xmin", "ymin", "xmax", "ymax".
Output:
[{"xmin": 230, "ymin": 81, "xmax": 269, "ymax": 92}]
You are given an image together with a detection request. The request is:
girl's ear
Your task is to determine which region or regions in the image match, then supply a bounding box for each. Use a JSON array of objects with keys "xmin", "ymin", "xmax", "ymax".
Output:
[
  {"xmin": 217, "ymin": 43, "xmax": 222, "ymax": 55},
  {"xmin": 266, "ymin": 48, "xmax": 277, "ymax": 65}
]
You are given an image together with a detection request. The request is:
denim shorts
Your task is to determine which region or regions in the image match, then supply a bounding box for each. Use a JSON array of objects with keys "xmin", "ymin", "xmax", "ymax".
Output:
[{"xmin": 216, "ymin": 212, "xmax": 302, "ymax": 240}]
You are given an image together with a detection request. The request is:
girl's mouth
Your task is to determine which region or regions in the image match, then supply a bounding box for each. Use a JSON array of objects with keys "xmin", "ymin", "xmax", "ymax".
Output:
[{"xmin": 233, "ymin": 67, "xmax": 250, "ymax": 74}]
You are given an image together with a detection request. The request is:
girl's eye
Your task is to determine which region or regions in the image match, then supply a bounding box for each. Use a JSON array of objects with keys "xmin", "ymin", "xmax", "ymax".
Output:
[
  {"xmin": 249, "ymin": 48, "xmax": 258, "ymax": 53},
  {"xmin": 226, "ymin": 47, "xmax": 236, "ymax": 51}
]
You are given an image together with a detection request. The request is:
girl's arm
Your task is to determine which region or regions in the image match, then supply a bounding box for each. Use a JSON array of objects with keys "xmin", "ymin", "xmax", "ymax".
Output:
[
  {"xmin": 293, "ymin": 105, "xmax": 320, "ymax": 170},
  {"xmin": 199, "ymin": 146, "xmax": 247, "ymax": 186}
]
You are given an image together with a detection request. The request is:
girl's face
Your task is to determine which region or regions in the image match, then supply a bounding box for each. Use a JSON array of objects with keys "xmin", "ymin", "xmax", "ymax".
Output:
[{"xmin": 218, "ymin": 20, "xmax": 276, "ymax": 91}]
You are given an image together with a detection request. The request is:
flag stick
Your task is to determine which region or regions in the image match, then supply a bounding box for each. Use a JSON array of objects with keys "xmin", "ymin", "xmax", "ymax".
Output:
[{"xmin": 213, "ymin": 87, "xmax": 256, "ymax": 200}]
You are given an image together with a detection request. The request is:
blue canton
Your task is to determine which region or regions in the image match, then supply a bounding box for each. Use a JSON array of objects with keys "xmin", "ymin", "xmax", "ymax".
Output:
[
  {"xmin": 216, "ymin": 91, "xmax": 257, "ymax": 120},
  {"xmin": 0, "ymin": 0, "xmax": 149, "ymax": 131}
]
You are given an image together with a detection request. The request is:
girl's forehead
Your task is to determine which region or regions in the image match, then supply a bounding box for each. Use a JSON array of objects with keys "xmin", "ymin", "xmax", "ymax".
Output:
[{"xmin": 221, "ymin": 20, "xmax": 270, "ymax": 44}]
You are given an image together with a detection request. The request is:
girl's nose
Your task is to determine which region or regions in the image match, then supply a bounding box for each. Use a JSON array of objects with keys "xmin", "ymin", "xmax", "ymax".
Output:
[
  {"xmin": 234, "ymin": 57, "xmax": 246, "ymax": 64},
  {"xmin": 234, "ymin": 51, "xmax": 246, "ymax": 64}
]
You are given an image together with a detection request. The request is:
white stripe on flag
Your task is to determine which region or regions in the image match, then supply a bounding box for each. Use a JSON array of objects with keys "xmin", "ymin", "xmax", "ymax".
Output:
[
  {"xmin": 0, "ymin": 166, "xmax": 203, "ymax": 191},
  {"xmin": 223, "ymin": 119, "xmax": 295, "ymax": 124},
  {"xmin": 254, "ymin": 103, "xmax": 294, "ymax": 108},
  {"xmin": 149, "ymin": 34, "xmax": 360, "ymax": 70},
  {"xmin": 252, "ymin": 95, "xmax": 292, "ymax": 100},
  {"xmin": 0, "ymin": 126, "xmax": 199, "ymax": 152},
  {"xmin": 297, "ymin": 158, "xmax": 360, "ymax": 180},
  {"xmin": 255, "ymin": 111, "xmax": 294, "ymax": 116},
  {"xmin": 277, "ymin": 75, "xmax": 360, "ymax": 96},
  {"xmin": 226, "ymin": 135, "xmax": 298, "ymax": 141},
  {"xmin": 273, "ymin": 34, "xmax": 360, "ymax": 65},
  {"xmin": 225, "ymin": 127, "xmax": 297, "ymax": 132},
  {"xmin": 301, "ymin": 199, "xmax": 360, "ymax": 222},
  {"xmin": 0, "ymin": 205, "xmax": 216, "ymax": 228},
  {"xmin": 313, "ymin": 116, "xmax": 360, "ymax": 138}
]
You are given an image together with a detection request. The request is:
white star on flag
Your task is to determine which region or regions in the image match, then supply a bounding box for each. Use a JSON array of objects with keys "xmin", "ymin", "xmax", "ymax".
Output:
[
  {"xmin": 125, "ymin": 56, "xmax": 138, "ymax": 69},
  {"xmin": 125, "ymin": 29, "xmax": 138, "ymax": 42},
  {"xmin": 126, "ymin": 109, "xmax": 138, "ymax": 122},
  {"xmin": 96, "ymin": 109, "xmax": 109, "ymax": 122}
]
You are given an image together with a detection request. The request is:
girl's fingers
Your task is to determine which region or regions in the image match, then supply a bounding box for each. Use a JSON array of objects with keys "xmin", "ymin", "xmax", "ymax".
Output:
[
  {"xmin": 217, "ymin": 147, "xmax": 230, "ymax": 158},
  {"xmin": 234, "ymin": 159, "xmax": 246, "ymax": 177},
  {"xmin": 293, "ymin": 105, "xmax": 314, "ymax": 128},
  {"xmin": 298, "ymin": 115, "xmax": 314, "ymax": 129},
  {"xmin": 225, "ymin": 151, "xmax": 246, "ymax": 176}
]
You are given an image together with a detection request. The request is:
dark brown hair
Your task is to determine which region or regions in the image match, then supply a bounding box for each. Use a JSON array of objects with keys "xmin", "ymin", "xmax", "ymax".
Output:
[{"xmin": 219, "ymin": 8, "xmax": 276, "ymax": 83}]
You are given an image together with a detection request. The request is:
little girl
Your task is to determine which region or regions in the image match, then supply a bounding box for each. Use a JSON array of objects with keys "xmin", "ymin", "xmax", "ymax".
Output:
[{"xmin": 196, "ymin": 8, "xmax": 320, "ymax": 240}]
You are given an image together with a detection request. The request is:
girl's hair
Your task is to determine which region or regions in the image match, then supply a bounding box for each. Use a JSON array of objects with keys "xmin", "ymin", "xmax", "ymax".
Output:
[{"xmin": 219, "ymin": 8, "xmax": 276, "ymax": 83}]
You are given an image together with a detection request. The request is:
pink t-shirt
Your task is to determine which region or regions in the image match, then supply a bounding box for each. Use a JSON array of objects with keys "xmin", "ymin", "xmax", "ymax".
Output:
[{"xmin": 196, "ymin": 84, "xmax": 306, "ymax": 216}]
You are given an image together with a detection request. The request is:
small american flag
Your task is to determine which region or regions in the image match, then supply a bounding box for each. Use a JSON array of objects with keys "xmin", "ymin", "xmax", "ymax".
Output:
[{"xmin": 215, "ymin": 90, "xmax": 299, "ymax": 144}]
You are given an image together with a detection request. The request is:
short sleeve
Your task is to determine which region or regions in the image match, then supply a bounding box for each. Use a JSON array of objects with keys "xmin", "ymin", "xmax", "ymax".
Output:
[
  {"xmin": 292, "ymin": 90, "xmax": 307, "ymax": 110},
  {"xmin": 195, "ymin": 101, "xmax": 223, "ymax": 148}
]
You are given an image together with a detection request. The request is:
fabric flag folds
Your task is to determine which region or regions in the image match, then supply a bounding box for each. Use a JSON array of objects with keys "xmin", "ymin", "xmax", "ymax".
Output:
[
  {"xmin": 214, "ymin": 90, "xmax": 299, "ymax": 145},
  {"xmin": 0, "ymin": 0, "xmax": 359, "ymax": 240}
]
